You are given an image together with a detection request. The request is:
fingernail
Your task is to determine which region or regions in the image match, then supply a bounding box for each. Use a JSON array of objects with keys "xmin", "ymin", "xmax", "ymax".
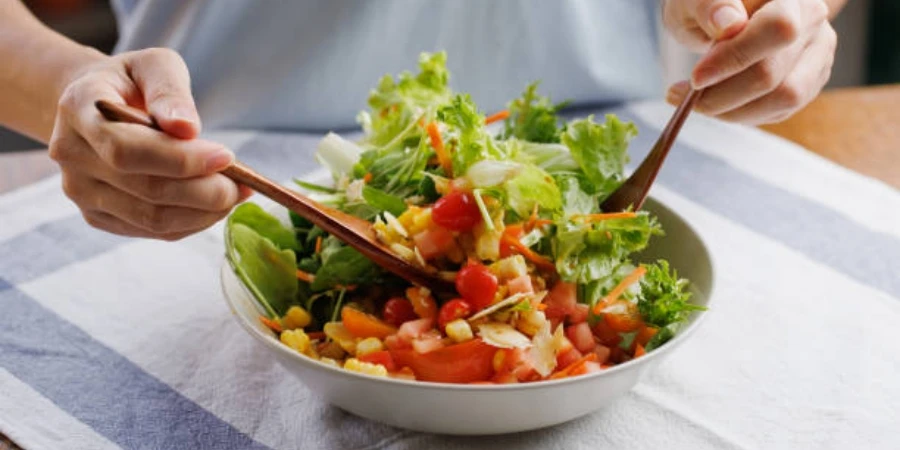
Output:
[
  {"xmin": 691, "ymin": 67, "xmax": 712, "ymax": 90},
  {"xmin": 668, "ymin": 81, "xmax": 690, "ymax": 99},
  {"xmin": 711, "ymin": 6, "xmax": 743, "ymax": 35},
  {"xmin": 205, "ymin": 148, "xmax": 234, "ymax": 172},
  {"xmin": 169, "ymin": 106, "xmax": 196, "ymax": 124}
]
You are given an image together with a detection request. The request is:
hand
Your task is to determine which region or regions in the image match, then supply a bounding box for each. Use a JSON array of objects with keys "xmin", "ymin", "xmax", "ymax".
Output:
[
  {"xmin": 663, "ymin": 0, "xmax": 837, "ymax": 125},
  {"xmin": 48, "ymin": 48, "xmax": 250, "ymax": 240}
]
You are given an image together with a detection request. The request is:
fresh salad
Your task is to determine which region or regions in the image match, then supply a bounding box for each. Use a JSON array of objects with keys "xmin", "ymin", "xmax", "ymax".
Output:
[{"xmin": 225, "ymin": 52, "xmax": 704, "ymax": 384}]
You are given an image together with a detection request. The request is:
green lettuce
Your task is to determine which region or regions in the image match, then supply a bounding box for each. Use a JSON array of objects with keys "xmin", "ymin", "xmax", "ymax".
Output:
[
  {"xmin": 503, "ymin": 164, "xmax": 562, "ymax": 217},
  {"xmin": 226, "ymin": 222, "xmax": 298, "ymax": 317},
  {"xmin": 438, "ymin": 94, "xmax": 506, "ymax": 175},
  {"xmin": 637, "ymin": 260, "xmax": 704, "ymax": 327},
  {"xmin": 228, "ymin": 203, "xmax": 300, "ymax": 253},
  {"xmin": 502, "ymin": 82, "xmax": 568, "ymax": 143},
  {"xmin": 561, "ymin": 114, "xmax": 637, "ymax": 197}
]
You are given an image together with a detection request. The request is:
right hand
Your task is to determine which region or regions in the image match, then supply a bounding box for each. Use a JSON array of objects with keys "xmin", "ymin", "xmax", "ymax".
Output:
[{"xmin": 49, "ymin": 48, "xmax": 249, "ymax": 241}]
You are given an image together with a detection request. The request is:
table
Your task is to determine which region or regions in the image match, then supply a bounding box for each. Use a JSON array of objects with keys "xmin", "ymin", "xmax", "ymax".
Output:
[{"xmin": 1, "ymin": 85, "xmax": 897, "ymax": 450}]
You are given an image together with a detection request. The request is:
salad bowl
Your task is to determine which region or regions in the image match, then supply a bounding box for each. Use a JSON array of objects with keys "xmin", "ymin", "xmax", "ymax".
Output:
[{"xmin": 221, "ymin": 195, "xmax": 714, "ymax": 435}]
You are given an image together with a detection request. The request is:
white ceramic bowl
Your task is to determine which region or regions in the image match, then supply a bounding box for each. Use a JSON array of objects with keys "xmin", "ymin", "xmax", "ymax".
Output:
[{"xmin": 221, "ymin": 196, "xmax": 715, "ymax": 435}]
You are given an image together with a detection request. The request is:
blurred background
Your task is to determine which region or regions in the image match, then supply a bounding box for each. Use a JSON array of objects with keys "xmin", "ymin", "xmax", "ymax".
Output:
[{"xmin": 1, "ymin": 0, "xmax": 896, "ymax": 152}]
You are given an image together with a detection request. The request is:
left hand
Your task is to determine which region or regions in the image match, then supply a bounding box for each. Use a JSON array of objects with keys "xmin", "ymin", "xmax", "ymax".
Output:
[{"xmin": 663, "ymin": 0, "xmax": 837, "ymax": 125}]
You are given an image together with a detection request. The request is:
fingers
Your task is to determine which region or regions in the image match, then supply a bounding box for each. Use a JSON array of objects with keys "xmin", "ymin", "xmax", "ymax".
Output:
[
  {"xmin": 82, "ymin": 211, "xmax": 201, "ymax": 242},
  {"xmin": 663, "ymin": 0, "xmax": 749, "ymax": 51},
  {"xmin": 125, "ymin": 48, "xmax": 200, "ymax": 139},
  {"xmin": 715, "ymin": 24, "xmax": 836, "ymax": 124},
  {"xmin": 691, "ymin": 0, "xmax": 829, "ymax": 89}
]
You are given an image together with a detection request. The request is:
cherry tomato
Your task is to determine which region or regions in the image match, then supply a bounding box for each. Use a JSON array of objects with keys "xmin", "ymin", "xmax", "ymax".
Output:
[
  {"xmin": 389, "ymin": 338, "xmax": 497, "ymax": 383},
  {"xmin": 455, "ymin": 263, "xmax": 498, "ymax": 310},
  {"xmin": 437, "ymin": 298, "xmax": 473, "ymax": 329},
  {"xmin": 431, "ymin": 191, "xmax": 481, "ymax": 232},
  {"xmin": 382, "ymin": 297, "xmax": 418, "ymax": 327},
  {"xmin": 357, "ymin": 350, "xmax": 397, "ymax": 372}
]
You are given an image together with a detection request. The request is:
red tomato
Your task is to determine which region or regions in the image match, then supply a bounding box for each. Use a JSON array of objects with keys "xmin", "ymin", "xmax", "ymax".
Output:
[
  {"xmin": 357, "ymin": 350, "xmax": 397, "ymax": 372},
  {"xmin": 438, "ymin": 298, "xmax": 473, "ymax": 329},
  {"xmin": 412, "ymin": 333, "xmax": 446, "ymax": 354},
  {"xmin": 382, "ymin": 297, "xmax": 418, "ymax": 328},
  {"xmin": 600, "ymin": 300, "xmax": 644, "ymax": 332},
  {"xmin": 592, "ymin": 344, "xmax": 612, "ymax": 365},
  {"xmin": 567, "ymin": 303, "xmax": 590, "ymax": 325},
  {"xmin": 592, "ymin": 319, "xmax": 622, "ymax": 348},
  {"xmin": 507, "ymin": 275, "xmax": 534, "ymax": 295},
  {"xmin": 544, "ymin": 281, "xmax": 577, "ymax": 320},
  {"xmin": 397, "ymin": 317, "xmax": 435, "ymax": 343},
  {"xmin": 384, "ymin": 334, "xmax": 411, "ymax": 351},
  {"xmin": 565, "ymin": 322, "xmax": 596, "ymax": 353},
  {"xmin": 455, "ymin": 263, "xmax": 498, "ymax": 310},
  {"xmin": 390, "ymin": 338, "xmax": 497, "ymax": 383},
  {"xmin": 431, "ymin": 191, "xmax": 481, "ymax": 232},
  {"xmin": 556, "ymin": 347, "xmax": 583, "ymax": 369},
  {"xmin": 413, "ymin": 227, "xmax": 456, "ymax": 260}
]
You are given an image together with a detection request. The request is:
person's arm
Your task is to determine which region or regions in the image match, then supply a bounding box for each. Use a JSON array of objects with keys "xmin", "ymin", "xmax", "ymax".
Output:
[
  {"xmin": 663, "ymin": 0, "xmax": 846, "ymax": 125},
  {"xmin": 0, "ymin": 0, "xmax": 248, "ymax": 241},
  {"xmin": 0, "ymin": 0, "xmax": 105, "ymax": 142}
]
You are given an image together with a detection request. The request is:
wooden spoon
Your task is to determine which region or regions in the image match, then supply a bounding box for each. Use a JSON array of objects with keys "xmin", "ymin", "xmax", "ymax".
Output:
[
  {"xmin": 95, "ymin": 100, "xmax": 455, "ymax": 293},
  {"xmin": 600, "ymin": 88, "xmax": 703, "ymax": 212}
]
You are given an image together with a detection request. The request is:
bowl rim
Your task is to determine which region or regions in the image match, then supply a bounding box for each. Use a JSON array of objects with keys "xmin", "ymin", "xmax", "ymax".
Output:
[{"xmin": 221, "ymin": 194, "xmax": 716, "ymax": 391}]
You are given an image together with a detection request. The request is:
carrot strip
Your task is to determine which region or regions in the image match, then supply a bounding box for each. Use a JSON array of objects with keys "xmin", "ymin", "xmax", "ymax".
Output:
[
  {"xmin": 315, "ymin": 236, "xmax": 323, "ymax": 254},
  {"xmin": 484, "ymin": 109, "xmax": 510, "ymax": 125},
  {"xmin": 573, "ymin": 212, "xmax": 637, "ymax": 222},
  {"xmin": 296, "ymin": 269, "xmax": 316, "ymax": 283},
  {"xmin": 550, "ymin": 353, "xmax": 598, "ymax": 379},
  {"xmin": 592, "ymin": 265, "xmax": 647, "ymax": 315},
  {"xmin": 634, "ymin": 344, "xmax": 647, "ymax": 358},
  {"xmin": 500, "ymin": 234, "xmax": 556, "ymax": 272},
  {"xmin": 426, "ymin": 122, "xmax": 453, "ymax": 177},
  {"xmin": 363, "ymin": 172, "xmax": 373, "ymax": 183},
  {"xmin": 525, "ymin": 204, "xmax": 539, "ymax": 231},
  {"xmin": 259, "ymin": 316, "xmax": 283, "ymax": 334},
  {"xmin": 536, "ymin": 303, "xmax": 548, "ymax": 311}
]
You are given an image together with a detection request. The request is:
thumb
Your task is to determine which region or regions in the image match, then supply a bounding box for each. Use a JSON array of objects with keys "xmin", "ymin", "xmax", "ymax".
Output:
[
  {"xmin": 126, "ymin": 48, "xmax": 201, "ymax": 140},
  {"xmin": 694, "ymin": 0, "xmax": 749, "ymax": 40}
]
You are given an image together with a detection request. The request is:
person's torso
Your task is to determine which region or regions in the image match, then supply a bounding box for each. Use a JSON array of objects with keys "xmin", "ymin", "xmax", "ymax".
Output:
[{"xmin": 112, "ymin": 0, "xmax": 662, "ymax": 131}]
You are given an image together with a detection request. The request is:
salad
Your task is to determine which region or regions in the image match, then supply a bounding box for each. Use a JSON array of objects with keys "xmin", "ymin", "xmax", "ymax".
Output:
[{"xmin": 225, "ymin": 52, "xmax": 704, "ymax": 384}]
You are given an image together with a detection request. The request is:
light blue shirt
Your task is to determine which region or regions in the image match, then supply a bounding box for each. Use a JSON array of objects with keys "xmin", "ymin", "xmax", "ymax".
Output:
[{"xmin": 112, "ymin": 0, "xmax": 662, "ymax": 131}]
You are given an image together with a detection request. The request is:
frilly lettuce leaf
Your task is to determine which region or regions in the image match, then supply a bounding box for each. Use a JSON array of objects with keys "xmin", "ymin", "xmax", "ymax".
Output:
[
  {"xmin": 561, "ymin": 114, "xmax": 637, "ymax": 197},
  {"xmin": 438, "ymin": 94, "xmax": 507, "ymax": 175},
  {"xmin": 503, "ymin": 164, "xmax": 562, "ymax": 217},
  {"xmin": 502, "ymin": 82, "xmax": 568, "ymax": 143},
  {"xmin": 638, "ymin": 260, "xmax": 704, "ymax": 327}
]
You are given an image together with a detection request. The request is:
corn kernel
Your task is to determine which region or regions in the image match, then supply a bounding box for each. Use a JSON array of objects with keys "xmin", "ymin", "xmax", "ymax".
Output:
[
  {"xmin": 409, "ymin": 208, "xmax": 434, "ymax": 235},
  {"xmin": 445, "ymin": 318, "xmax": 474, "ymax": 343},
  {"xmin": 492, "ymin": 349, "xmax": 506, "ymax": 372},
  {"xmin": 343, "ymin": 358, "xmax": 389, "ymax": 377},
  {"xmin": 356, "ymin": 337, "xmax": 385, "ymax": 356},
  {"xmin": 324, "ymin": 322, "xmax": 357, "ymax": 354},
  {"xmin": 280, "ymin": 329, "xmax": 311, "ymax": 354},
  {"xmin": 491, "ymin": 255, "xmax": 528, "ymax": 280},
  {"xmin": 319, "ymin": 357, "xmax": 341, "ymax": 368},
  {"xmin": 281, "ymin": 305, "xmax": 311, "ymax": 330}
]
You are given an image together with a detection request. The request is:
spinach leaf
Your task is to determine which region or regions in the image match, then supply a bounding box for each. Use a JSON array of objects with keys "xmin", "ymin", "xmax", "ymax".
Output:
[
  {"xmin": 229, "ymin": 203, "xmax": 300, "ymax": 252},
  {"xmin": 226, "ymin": 223, "xmax": 298, "ymax": 317}
]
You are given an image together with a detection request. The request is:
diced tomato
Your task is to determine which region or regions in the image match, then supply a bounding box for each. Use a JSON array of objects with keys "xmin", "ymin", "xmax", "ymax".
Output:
[
  {"xmin": 341, "ymin": 306, "xmax": 397, "ymax": 339},
  {"xmin": 455, "ymin": 263, "xmax": 498, "ymax": 311},
  {"xmin": 384, "ymin": 334, "xmax": 411, "ymax": 351},
  {"xmin": 431, "ymin": 191, "xmax": 481, "ymax": 232},
  {"xmin": 492, "ymin": 371, "xmax": 519, "ymax": 384},
  {"xmin": 406, "ymin": 287, "xmax": 437, "ymax": 320},
  {"xmin": 507, "ymin": 275, "xmax": 533, "ymax": 295},
  {"xmin": 357, "ymin": 350, "xmax": 397, "ymax": 372},
  {"xmin": 592, "ymin": 319, "xmax": 623, "ymax": 348},
  {"xmin": 549, "ymin": 317, "xmax": 563, "ymax": 333},
  {"xmin": 567, "ymin": 303, "xmax": 590, "ymax": 324},
  {"xmin": 382, "ymin": 297, "xmax": 417, "ymax": 328},
  {"xmin": 437, "ymin": 298, "xmax": 473, "ymax": 329},
  {"xmin": 413, "ymin": 227, "xmax": 455, "ymax": 260},
  {"xmin": 592, "ymin": 344, "xmax": 611, "ymax": 364},
  {"xmin": 635, "ymin": 325, "xmax": 659, "ymax": 347},
  {"xmin": 544, "ymin": 281, "xmax": 577, "ymax": 320},
  {"xmin": 582, "ymin": 361, "xmax": 603, "ymax": 374},
  {"xmin": 600, "ymin": 300, "xmax": 644, "ymax": 332},
  {"xmin": 565, "ymin": 322, "xmax": 595, "ymax": 353},
  {"xmin": 556, "ymin": 347, "xmax": 583, "ymax": 369},
  {"xmin": 390, "ymin": 338, "xmax": 497, "ymax": 383},
  {"xmin": 412, "ymin": 333, "xmax": 445, "ymax": 354},
  {"xmin": 397, "ymin": 317, "xmax": 435, "ymax": 342}
]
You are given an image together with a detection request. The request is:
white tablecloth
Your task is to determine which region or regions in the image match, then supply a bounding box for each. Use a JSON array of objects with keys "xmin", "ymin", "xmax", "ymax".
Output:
[{"xmin": 1, "ymin": 101, "xmax": 898, "ymax": 450}]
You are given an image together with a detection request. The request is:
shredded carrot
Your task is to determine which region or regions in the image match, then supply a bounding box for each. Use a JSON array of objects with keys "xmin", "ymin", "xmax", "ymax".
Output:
[
  {"xmin": 336, "ymin": 284, "xmax": 358, "ymax": 291},
  {"xmin": 592, "ymin": 265, "xmax": 647, "ymax": 315},
  {"xmin": 484, "ymin": 109, "xmax": 510, "ymax": 125},
  {"xmin": 315, "ymin": 236, "xmax": 323, "ymax": 254},
  {"xmin": 634, "ymin": 344, "xmax": 647, "ymax": 358},
  {"xmin": 363, "ymin": 172, "xmax": 373, "ymax": 183},
  {"xmin": 426, "ymin": 122, "xmax": 453, "ymax": 177},
  {"xmin": 573, "ymin": 212, "xmax": 637, "ymax": 222},
  {"xmin": 500, "ymin": 234, "xmax": 556, "ymax": 272},
  {"xmin": 536, "ymin": 303, "xmax": 548, "ymax": 311},
  {"xmin": 296, "ymin": 269, "xmax": 316, "ymax": 283},
  {"xmin": 307, "ymin": 331, "xmax": 326, "ymax": 340},
  {"xmin": 550, "ymin": 353, "xmax": 598, "ymax": 379},
  {"xmin": 525, "ymin": 204, "xmax": 540, "ymax": 231},
  {"xmin": 259, "ymin": 316, "xmax": 283, "ymax": 334}
]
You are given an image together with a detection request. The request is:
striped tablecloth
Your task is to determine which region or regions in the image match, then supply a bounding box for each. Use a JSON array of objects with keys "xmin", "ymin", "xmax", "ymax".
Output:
[{"xmin": 1, "ymin": 102, "xmax": 898, "ymax": 450}]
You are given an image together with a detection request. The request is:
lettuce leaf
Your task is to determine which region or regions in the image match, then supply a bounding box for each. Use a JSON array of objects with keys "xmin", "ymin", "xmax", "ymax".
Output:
[
  {"xmin": 561, "ymin": 114, "xmax": 637, "ymax": 196},
  {"xmin": 637, "ymin": 260, "xmax": 704, "ymax": 327},
  {"xmin": 226, "ymin": 222, "xmax": 298, "ymax": 317},
  {"xmin": 503, "ymin": 164, "xmax": 562, "ymax": 217},
  {"xmin": 502, "ymin": 82, "xmax": 567, "ymax": 143},
  {"xmin": 311, "ymin": 237, "xmax": 382, "ymax": 291},
  {"xmin": 228, "ymin": 203, "xmax": 300, "ymax": 252},
  {"xmin": 438, "ymin": 94, "xmax": 506, "ymax": 175}
]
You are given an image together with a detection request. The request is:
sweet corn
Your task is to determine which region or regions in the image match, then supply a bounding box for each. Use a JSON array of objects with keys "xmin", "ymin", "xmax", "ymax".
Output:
[
  {"xmin": 355, "ymin": 337, "xmax": 385, "ymax": 356},
  {"xmin": 399, "ymin": 206, "xmax": 434, "ymax": 236},
  {"xmin": 516, "ymin": 309, "xmax": 548, "ymax": 337},
  {"xmin": 343, "ymin": 358, "xmax": 389, "ymax": 377},
  {"xmin": 324, "ymin": 322, "xmax": 357, "ymax": 354},
  {"xmin": 445, "ymin": 318, "xmax": 474, "ymax": 343},
  {"xmin": 280, "ymin": 329, "xmax": 311, "ymax": 354},
  {"xmin": 319, "ymin": 358, "xmax": 341, "ymax": 368},
  {"xmin": 281, "ymin": 305, "xmax": 311, "ymax": 330},
  {"xmin": 491, "ymin": 255, "xmax": 528, "ymax": 280}
]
